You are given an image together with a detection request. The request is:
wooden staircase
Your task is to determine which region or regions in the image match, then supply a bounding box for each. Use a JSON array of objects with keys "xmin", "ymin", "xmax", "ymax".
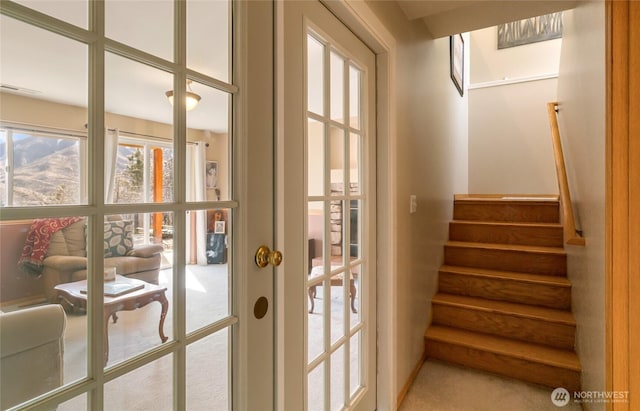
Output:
[{"xmin": 425, "ymin": 194, "xmax": 581, "ymax": 392}]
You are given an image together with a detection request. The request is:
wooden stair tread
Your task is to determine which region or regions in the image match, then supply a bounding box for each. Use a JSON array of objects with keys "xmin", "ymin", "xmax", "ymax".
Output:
[
  {"xmin": 446, "ymin": 240, "xmax": 566, "ymax": 255},
  {"xmin": 451, "ymin": 220, "xmax": 562, "ymax": 229},
  {"xmin": 425, "ymin": 325, "xmax": 581, "ymax": 371},
  {"xmin": 432, "ymin": 293, "xmax": 575, "ymax": 325},
  {"xmin": 454, "ymin": 194, "xmax": 559, "ymax": 204},
  {"xmin": 439, "ymin": 265, "xmax": 571, "ymax": 287}
]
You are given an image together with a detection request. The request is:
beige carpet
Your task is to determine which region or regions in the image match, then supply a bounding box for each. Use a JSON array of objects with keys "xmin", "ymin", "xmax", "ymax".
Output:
[
  {"xmin": 58, "ymin": 264, "xmax": 231, "ymax": 411},
  {"xmin": 400, "ymin": 359, "xmax": 584, "ymax": 411},
  {"xmin": 56, "ymin": 263, "xmax": 357, "ymax": 410}
]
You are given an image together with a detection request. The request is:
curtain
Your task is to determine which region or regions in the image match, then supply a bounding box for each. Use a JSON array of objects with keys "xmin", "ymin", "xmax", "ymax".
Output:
[
  {"xmin": 186, "ymin": 142, "xmax": 208, "ymax": 265},
  {"xmin": 186, "ymin": 146, "xmax": 194, "ymax": 264},
  {"xmin": 104, "ymin": 129, "xmax": 119, "ymax": 203}
]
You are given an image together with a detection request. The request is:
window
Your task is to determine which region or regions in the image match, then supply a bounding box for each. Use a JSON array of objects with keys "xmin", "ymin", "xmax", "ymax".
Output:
[
  {"xmin": 111, "ymin": 136, "xmax": 174, "ymax": 204},
  {"xmin": 0, "ymin": 126, "xmax": 86, "ymax": 206},
  {"xmin": 111, "ymin": 135, "xmax": 175, "ymax": 248}
]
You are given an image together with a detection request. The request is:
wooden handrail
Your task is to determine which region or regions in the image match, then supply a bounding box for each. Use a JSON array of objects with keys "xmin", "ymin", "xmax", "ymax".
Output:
[{"xmin": 547, "ymin": 102, "xmax": 585, "ymax": 246}]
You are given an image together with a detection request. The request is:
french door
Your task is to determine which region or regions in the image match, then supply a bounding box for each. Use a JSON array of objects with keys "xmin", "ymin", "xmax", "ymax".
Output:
[
  {"xmin": 278, "ymin": 1, "xmax": 377, "ymax": 410},
  {"xmin": 0, "ymin": 1, "xmax": 273, "ymax": 410}
]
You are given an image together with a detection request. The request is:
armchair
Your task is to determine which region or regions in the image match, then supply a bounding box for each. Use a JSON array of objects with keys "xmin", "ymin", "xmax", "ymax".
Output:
[
  {"xmin": 40, "ymin": 219, "xmax": 164, "ymax": 302},
  {"xmin": 0, "ymin": 304, "xmax": 66, "ymax": 410}
]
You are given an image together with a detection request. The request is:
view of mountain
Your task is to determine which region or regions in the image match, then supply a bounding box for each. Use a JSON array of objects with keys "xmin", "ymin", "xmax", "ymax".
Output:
[
  {"xmin": 0, "ymin": 134, "xmax": 81, "ymax": 205},
  {"xmin": 1, "ymin": 130, "xmax": 174, "ymax": 206}
]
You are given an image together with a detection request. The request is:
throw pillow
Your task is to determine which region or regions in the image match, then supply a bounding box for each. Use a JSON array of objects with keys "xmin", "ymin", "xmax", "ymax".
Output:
[{"xmin": 104, "ymin": 220, "xmax": 134, "ymax": 257}]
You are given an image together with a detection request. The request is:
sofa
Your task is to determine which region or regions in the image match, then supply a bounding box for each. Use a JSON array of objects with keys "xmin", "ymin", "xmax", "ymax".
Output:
[
  {"xmin": 0, "ymin": 304, "xmax": 66, "ymax": 410},
  {"xmin": 41, "ymin": 218, "xmax": 164, "ymax": 302}
]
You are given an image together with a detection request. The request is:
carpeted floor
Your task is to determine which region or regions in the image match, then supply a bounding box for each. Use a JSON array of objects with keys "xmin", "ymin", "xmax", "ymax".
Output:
[
  {"xmin": 58, "ymin": 264, "xmax": 231, "ymax": 410},
  {"xmin": 399, "ymin": 359, "xmax": 584, "ymax": 411},
  {"xmin": 56, "ymin": 263, "xmax": 356, "ymax": 410}
]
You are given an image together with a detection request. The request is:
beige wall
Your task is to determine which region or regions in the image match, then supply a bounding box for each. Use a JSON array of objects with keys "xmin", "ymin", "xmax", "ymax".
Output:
[
  {"xmin": 366, "ymin": 0, "xmax": 469, "ymax": 399},
  {"xmin": 0, "ymin": 92, "xmax": 88, "ymax": 133},
  {"xmin": 0, "ymin": 92, "xmax": 229, "ymax": 201},
  {"xmin": 470, "ymin": 26, "xmax": 562, "ymax": 84},
  {"xmin": 468, "ymin": 25, "xmax": 560, "ymax": 194},
  {"xmin": 203, "ymin": 130, "xmax": 229, "ymax": 201},
  {"xmin": 557, "ymin": 2, "xmax": 606, "ymax": 408},
  {"xmin": 468, "ymin": 79, "xmax": 559, "ymax": 194}
]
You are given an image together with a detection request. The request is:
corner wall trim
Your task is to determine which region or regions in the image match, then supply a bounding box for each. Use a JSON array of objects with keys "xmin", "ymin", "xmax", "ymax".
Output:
[{"xmin": 468, "ymin": 73, "xmax": 559, "ymax": 90}]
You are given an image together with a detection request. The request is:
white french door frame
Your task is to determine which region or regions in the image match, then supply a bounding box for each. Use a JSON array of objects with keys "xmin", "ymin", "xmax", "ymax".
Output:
[
  {"xmin": 275, "ymin": 1, "xmax": 398, "ymax": 410},
  {"xmin": 0, "ymin": 1, "xmax": 274, "ymax": 410}
]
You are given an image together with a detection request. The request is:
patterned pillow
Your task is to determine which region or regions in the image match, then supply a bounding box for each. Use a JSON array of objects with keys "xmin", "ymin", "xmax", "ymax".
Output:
[{"xmin": 104, "ymin": 220, "xmax": 134, "ymax": 257}]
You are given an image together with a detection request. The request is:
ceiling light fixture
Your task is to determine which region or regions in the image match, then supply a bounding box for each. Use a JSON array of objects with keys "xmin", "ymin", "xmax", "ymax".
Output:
[{"xmin": 165, "ymin": 80, "xmax": 201, "ymax": 111}]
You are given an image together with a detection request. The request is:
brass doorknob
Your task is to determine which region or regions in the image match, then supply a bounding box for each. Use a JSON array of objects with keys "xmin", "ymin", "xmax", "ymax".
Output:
[{"xmin": 255, "ymin": 245, "xmax": 283, "ymax": 268}]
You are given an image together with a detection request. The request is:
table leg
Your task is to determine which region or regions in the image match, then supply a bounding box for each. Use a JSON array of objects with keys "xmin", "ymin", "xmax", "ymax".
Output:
[
  {"xmin": 308, "ymin": 285, "xmax": 316, "ymax": 314},
  {"xmin": 349, "ymin": 280, "xmax": 357, "ymax": 314},
  {"xmin": 103, "ymin": 311, "xmax": 111, "ymax": 366},
  {"xmin": 158, "ymin": 292, "xmax": 169, "ymax": 343}
]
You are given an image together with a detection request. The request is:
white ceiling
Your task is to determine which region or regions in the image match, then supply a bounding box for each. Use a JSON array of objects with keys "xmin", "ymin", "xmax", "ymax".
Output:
[{"xmin": 395, "ymin": 0, "xmax": 578, "ymax": 38}]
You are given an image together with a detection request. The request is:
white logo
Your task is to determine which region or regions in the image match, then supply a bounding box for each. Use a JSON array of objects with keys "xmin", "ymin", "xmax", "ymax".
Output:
[{"xmin": 551, "ymin": 387, "xmax": 571, "ymax": 407}]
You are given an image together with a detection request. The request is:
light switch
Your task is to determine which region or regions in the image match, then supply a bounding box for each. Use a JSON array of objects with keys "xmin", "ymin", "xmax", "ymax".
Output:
[{"xmin": 410, "ymin": 195, "xmax": 417, "ymax": 213}]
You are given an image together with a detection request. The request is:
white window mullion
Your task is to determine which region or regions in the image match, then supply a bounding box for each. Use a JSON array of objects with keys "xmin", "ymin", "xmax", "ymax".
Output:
[
  {"xmin": 87, "ymin": 0, "xmax": 106, "ymax": 409},
  {"xmin": 173, "ymin": 0, "xmax": 188, "ymax": 410},
  {"xmin": 321, "ymin": 35, "xmax": 333, "ymax": 411},
  {"xmin": 342, "ymin": 60, "xmax": 351, "ymax": 408}
]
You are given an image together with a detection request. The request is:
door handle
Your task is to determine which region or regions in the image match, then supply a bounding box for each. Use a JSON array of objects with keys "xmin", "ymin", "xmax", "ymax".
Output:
[{"xmin": 255, "ymin": 245, "xmax": 283, "ymax": 268}]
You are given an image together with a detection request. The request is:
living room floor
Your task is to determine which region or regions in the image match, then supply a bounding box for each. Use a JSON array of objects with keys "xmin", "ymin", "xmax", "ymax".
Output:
[
  {"xmin": 56, "ymin": 261, "xmax": 352, "ymax": 410},
  {"xmin": 400, "ymin": 359, "xmax": 583, "ymax": 411},
  {"xmin": 58, "ymin": 263, "xmax": 231, "ymax": 410}
]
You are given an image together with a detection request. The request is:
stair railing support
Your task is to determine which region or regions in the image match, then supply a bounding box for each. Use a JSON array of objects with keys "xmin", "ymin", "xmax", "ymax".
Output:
[{"xmin": 547, "ymin": 101, "xmax": 586, "ymax": 246}]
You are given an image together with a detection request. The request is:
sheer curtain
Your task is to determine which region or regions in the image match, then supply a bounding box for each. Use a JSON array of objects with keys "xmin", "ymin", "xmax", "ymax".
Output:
[
  {"xmin": 104, "ymin": 129, "xmax": 119, "ymax": 203},
  {"xmin": 186, "ymin": 141, "xmax": 208, "ymax": 265}
]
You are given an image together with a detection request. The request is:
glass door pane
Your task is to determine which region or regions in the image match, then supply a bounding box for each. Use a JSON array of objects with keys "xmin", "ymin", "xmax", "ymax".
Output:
[
  {"xmin": 186, "ymin": 81, "xmax": 231, "ymax": 202},
  {"xmin": 306, "ymin": 30, "xmax": 367, "ymax": 410},
  {"xmin": 105, "ymin": 0, "xmax": 173, "ymax": 61},
  {"xmin": 0, "ymin": 15, "xmax": 88, "ymax": 207},
  {"xmin": 187, "ymin": 0, "xmax": 231, "ymax": 82},
  {"xmin": 104, "ymin": 356, "xmax": 174, "ymax": 409}
]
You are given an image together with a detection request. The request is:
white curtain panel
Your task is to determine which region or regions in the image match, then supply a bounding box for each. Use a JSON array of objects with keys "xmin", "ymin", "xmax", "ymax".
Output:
[
  {"xmin": 104, "ymin": 129, "xmax": 119, "ymax": 203},
  {"xmin": 193, "ymin": 142, "xmax": 208, "ymax": 265},
  {"xmin": 185, "ymin": 146, "xmax": 194, "ymax": 264}
]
